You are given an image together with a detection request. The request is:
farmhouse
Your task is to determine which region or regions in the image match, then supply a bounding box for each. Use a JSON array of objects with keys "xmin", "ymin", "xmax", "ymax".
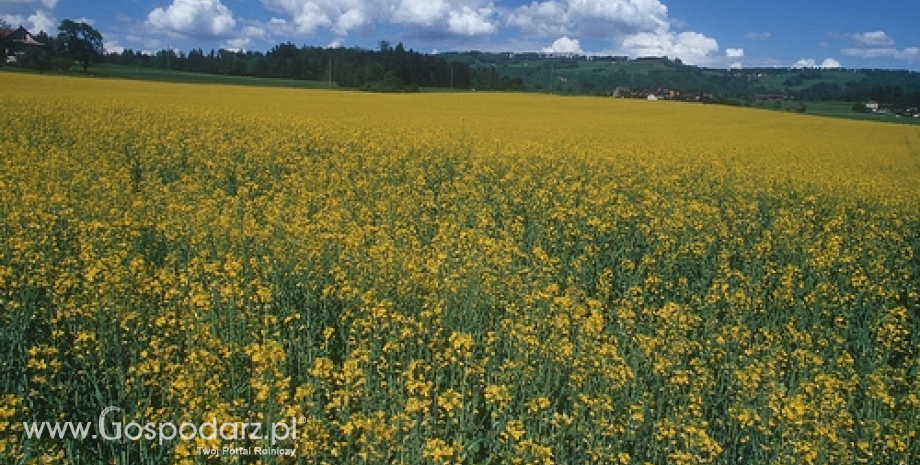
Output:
[
  {"xmin": 612, "ymin": 86, "xmax": 631, "ymax": 98},
  {"xmin": 865, "ymin": 100, "xmax": 879, "ymax": 112},
  {"xmin": 1, "ymin": 26, "xmax": 43, "ymax": 63}
]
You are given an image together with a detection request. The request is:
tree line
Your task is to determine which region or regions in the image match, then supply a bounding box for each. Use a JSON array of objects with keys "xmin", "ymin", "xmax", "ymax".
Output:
[
  {"xmin": 104, "ymin": 40, "xmax": 473, "ymax": 92},
  {"xmin": 5, "ymin": 19, "xmax": 472, "ymax": 92}
]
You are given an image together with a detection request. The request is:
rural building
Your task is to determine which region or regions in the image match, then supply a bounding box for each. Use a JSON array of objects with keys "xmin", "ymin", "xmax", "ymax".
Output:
[
  {"xmin": 1, "ymin": 26, "xmax": 43, "ymax": 63},
  {"xmin": 865, "ymin": 100, "xmax": 879, "ymax": 112},
  {"xmin": 612, "ymin": 86, "xmax": 631, "ymax": 98}
]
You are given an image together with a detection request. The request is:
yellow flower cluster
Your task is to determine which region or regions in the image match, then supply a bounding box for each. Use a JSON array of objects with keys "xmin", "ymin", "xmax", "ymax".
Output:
[{"xmin": 1, "ymin": 72, "xmax": 918, "ymax": 464}]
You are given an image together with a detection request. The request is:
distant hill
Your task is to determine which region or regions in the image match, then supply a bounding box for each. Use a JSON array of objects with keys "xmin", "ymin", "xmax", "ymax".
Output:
[
  {"xmin": 7, "ymin": 30, "xmax": 919, "ymax": 111},
  {"xmin": 442, "ymin": 52, "xmax": 920, "ymax": 109}
]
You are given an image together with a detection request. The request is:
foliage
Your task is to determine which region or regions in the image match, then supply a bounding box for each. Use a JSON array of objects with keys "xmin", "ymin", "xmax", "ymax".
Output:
[
  {"xmin": 445, "ymin": 52, "xmax": 920, "ymax": 105},
  {"xmin": 56, "ymin": 20, "xmax": 103, "ymax": 72},
  {"xmin": 1, "ymin": 73, "xmax": 918, "ymax": 465},
  {"xmin": 14, "ymin": 32, "xmax": 58, "ymax": 74},
  {"xmin": 103, "ymin": 42, "xmax": 471, "ymax": 91}
]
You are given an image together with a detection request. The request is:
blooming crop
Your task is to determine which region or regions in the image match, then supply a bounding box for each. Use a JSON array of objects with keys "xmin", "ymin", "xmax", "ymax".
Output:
[{"xmin": 1, "ymin": 73, "xmax": 917, "ymax": 464}]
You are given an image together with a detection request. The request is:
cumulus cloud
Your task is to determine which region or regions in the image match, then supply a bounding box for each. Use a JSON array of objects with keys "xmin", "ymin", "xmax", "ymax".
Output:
[
  {"xmin": 542, "ymin": 36, "xmax": 582, "ymax": 54},
  {"xmin": 147, "ymin": 0, "xmax": 237, "ymax": 37},
  {"xmin": 621, "ymin": 30, "xmax": 719, "ymax": 65},
  {"xmin": 448, "ymin": 6, "xmax": 497, "ymax": 36},
  {"xmin": 259, "ymin": 0, "xmax": 498, "ymax": 39},
  {"xmin": 1, "ymin": 0, "xmax": 58, "ymax": 34},
  {"xmin": 506, "ymin": 1, "xmax": 569, "ymax": 36},
  {"xmin": 0, "ymin": 0, "xmax": 58, "ymax": 14},
  {"xmin": 505, "ymin": 0, "xmax": 722, "ymax": 65},
  {"xmin": 334, "ymin": 8, "xmax": 370, "ymax": 35},
  {"xmin": 821, "ymin": 57, "xmax": 842, "ymax": 68},
  {"xmin": 508, "ymin": 0, "xmax": 668, "ymax": 39},
  {"xmin": 568, "ymin": 0, "xmax": 668, "ymax": 37},
  {"xmin": 725, "ymin": 48, "xmax": 744, "ymax": 58},
  {"xmin": 792, "ymin": 57, "xmax": 842, "ymax": 69},
  {"xmin": 392, "ymin": 0, "xmax": 449, "ymax": 27},
  {"xmin": 847, "ymin": 30, "xmax": 894, "ymax": 46},
  {"xmin": 1, "ymin": 10, "xmax": 55, "ymax": 34}
]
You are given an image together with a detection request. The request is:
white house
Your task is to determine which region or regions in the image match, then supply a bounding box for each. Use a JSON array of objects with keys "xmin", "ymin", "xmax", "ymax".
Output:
[{"xmin": 865, "ymin": 100, "xmax": 879, "ymax": 112}]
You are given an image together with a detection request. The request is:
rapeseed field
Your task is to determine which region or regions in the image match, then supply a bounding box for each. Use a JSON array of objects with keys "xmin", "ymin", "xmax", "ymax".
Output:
[{"xmin": 0, "ymin": 72, "xmax": 917, "ymax": 465}]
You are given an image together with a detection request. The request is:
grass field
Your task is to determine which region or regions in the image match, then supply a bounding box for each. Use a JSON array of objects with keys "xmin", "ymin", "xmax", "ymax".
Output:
[
  {"xmin": 763, "ymin": 100, "xmax": 920, "ymax": 125},
  {"xmin": 86, "ymin": 64, "xmax": 336, "ymax": 89},
  {"xmin": 0, "ymin": 73, "xmax": 918, "ymax": 465}
]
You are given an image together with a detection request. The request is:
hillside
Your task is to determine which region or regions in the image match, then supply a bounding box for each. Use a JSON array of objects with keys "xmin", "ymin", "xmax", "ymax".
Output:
[{"xmin": 444, "ymin": 52, "xmax": 920, "ymax": 107}]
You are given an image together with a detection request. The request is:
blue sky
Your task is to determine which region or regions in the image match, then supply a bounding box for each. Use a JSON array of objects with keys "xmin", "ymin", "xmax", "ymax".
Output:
[{"xmin": 2, "ymin": 0, "xmax": 918, "ymax": 69}]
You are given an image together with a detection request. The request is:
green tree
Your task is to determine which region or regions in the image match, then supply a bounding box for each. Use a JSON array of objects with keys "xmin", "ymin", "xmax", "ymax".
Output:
[{"xmin": 57, "ymin": 19, "xmax": 103, "ymax": 72}]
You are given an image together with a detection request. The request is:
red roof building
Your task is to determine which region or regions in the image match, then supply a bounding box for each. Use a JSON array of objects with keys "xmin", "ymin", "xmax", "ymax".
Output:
[{"xmin": 1, "ymin": 26, "xmax": 44, "ymax": 63}]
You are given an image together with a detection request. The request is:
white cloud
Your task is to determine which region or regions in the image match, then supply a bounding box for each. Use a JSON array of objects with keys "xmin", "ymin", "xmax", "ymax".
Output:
[
  {"xmin": 30, "ymin": 9, "xmax": 54, "ymax": 33},
  {"xmin": 147, "ymin": 0, "xmax": 237, "ymax": 37},
  {"xmin": 506, "ymin": 1, "xmax": 569, "ymax": 36},
  {"xmin": 250, "ymin": 0, "xmax": 695, "ymax": 46},
  {"xmin": 792, "ymin": 57, "xmax": 842, "ymax": 69},
  {"xmin": 334, "ymin": 8, "xmax": 370, "ymax": 35},
  {"xmin": 842, "ymin": 47, "xmax": 920, "ymax": 62},
  {"xmin": 506, "ymin": 0, "xmax": 721, "ymax": 65},
  {"xmin": 725, "ymin": 48, "xmax": 744, "ymax": 58},
  {"xmin": 837, "ymin": 30, "xmax": 920, "ymax": 64},
  {"xmin": 123, "ymin": 33, "xmax": 165, "ymax": 52},
  {"xmin": 258, "ymin": 0, "xmax": 498, "ymax": 39},
  {"xmin": 821, "ymin": 57, "xmax": 841, "ymax": 68},
  {"xmin": 508, "ymin": 0, "xmax": 669, "ymax": 39},
  {"xmin": 222, "ymin": 37, "xmax": 251, "ymax": 51},
  {"xmin": 0, "ymin": 0, "xmax": 58, "ymax": 14},
  {"xmin": 570, "ymin": 0, "xmax": 668, "ymax": 37},
  {"xmin": 223, "ymin": 26, "xmax": 269, "ymax": 51},
  {"xmin": 542, "ymin": 36, "xmax": 581, "ymax": 54},
  {"xmin": 287, "ymin": 4, "xmax": 330, "ymax": 34},
  {"xmin": 621, "ymin": 30, "xmax": 718, "ymax": 65},
  {"xmin": 392, "ymin": 0, "xmax": 449, "ymax": 27},
  {"xmin": 448, "ymin": 6, "xmax": 496, "ymax": 36},
  {"xmin": 847, "ymin": 30, "xmax": 894, "ymax": 47},
  {"xmin": 1, "ymin": 10, "xmax": 55, "ymax": 34},
  {"xmin": 104, "ymin": 40, "xmax": 125, "ymax": 54}
]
